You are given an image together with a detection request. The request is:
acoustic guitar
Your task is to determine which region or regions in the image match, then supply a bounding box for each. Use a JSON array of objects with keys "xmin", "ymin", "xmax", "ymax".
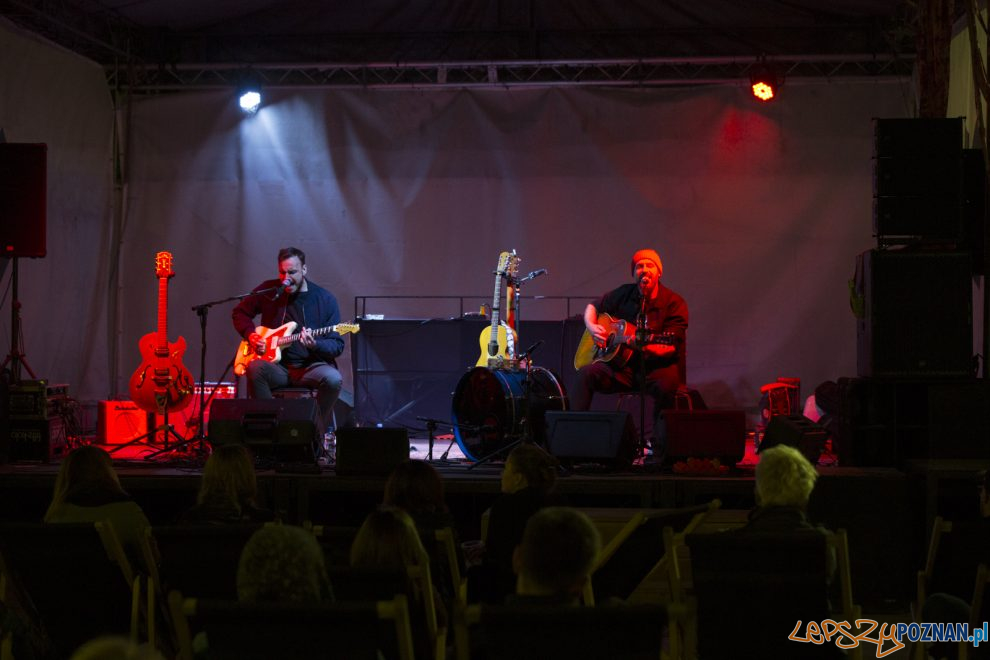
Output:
[
  {"xmin": 233, "ymin": 321, "xmax": 360, "ymax": 377},
  {"xmin": 129, "ymin": 251, "xmax": 195, "ymax": 414},
  {"xmin": 476, "ymin": 250, "xmax": 520, "ymax": 367},
  {"xmin": 573, "ymin": 313, "xmax": 676, "ymax": 370}
]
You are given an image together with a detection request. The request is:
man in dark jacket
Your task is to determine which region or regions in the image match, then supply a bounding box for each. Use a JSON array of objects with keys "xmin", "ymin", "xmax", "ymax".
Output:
[{"xmin": 232, "ymin": 247, "xmax": 344, "ymax": 435}]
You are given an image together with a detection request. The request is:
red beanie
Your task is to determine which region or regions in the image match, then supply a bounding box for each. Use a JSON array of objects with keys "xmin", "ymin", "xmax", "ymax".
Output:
[{"xmin": 630, "ymin": 249, "xmax": 663, "ymax": 277}]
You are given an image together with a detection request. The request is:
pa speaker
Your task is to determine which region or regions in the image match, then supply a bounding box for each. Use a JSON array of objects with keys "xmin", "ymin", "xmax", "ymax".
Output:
[
  {"xmin": 544, "ymin": 411, "xmax": 637, "ymax": 464},
  {"xmin": 334, "ymin": 427, "xmax": 409, "ymax": 476},
  {"xmin": 758, "ymin": 414, "xmax": 828, "ymax": 465},
  {"xmin": 856, "ymin": 249, "xmax": 972, "ymax": 377},
  {"xmin": 0, "ymin": 143, "xmax": 47, "ymax": 258},
  {"xmin": 208, "ymin": 398, "xmax": 320, "ymax": 462}
]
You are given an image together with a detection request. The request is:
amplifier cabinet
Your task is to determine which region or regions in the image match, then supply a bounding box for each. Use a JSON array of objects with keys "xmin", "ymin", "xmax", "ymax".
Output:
[{"xmin": 7, "ymin": 416, "xmax": 67, "ymax": 463}]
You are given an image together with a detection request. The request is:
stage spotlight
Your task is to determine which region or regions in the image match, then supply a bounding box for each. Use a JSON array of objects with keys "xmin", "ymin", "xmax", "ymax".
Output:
[
  {"xmin": 238, "ymin": 88, "xmax": 261, "ymax": 113},
  {"xmin": 749, "ymin": 61, "xmax": 778, "ymax": 102}
]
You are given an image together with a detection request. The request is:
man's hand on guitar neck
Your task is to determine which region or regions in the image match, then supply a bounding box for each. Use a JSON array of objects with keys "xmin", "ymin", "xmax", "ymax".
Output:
[{"xmin": 299, "ymin": 327, "xmax": 317, "ymax": 348}]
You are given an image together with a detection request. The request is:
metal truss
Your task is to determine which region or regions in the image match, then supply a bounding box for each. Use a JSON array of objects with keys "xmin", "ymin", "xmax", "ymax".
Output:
[{"xmin": 108, "ymin": 53, "xmax": 915, "ymax": 93}]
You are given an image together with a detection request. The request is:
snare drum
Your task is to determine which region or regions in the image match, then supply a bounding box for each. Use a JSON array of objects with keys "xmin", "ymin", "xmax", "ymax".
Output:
[{"xmin": 451, "ymin": 366, "xmax": 568, "ymax": 461}]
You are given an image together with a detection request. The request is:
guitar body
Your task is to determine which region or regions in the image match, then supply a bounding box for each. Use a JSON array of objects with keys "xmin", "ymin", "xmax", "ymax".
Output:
[
  {"xmin": 129, "ymin": 251, "xmax": 195, "ymax": 415},
  {"xmin": 232, "ymin": 321, "xmax": 360, "ymax": 376},
  {"xmin": 574, "ymin": 314, "xmax": 636, "ymax": 370},
  {"xmin": 574, "ymin": 313, "xmax": 676, "ymax": 370},
  {"xmin": 476, "ymin": 322, "xmax": 518, "ymax": 367},
  {"xmin": 129, "ymin": 332, "xmax": 194, "ymax": 413},
  {"xmin": 233, "ymin": 322, "xmax": 297, "ymax": 376}
]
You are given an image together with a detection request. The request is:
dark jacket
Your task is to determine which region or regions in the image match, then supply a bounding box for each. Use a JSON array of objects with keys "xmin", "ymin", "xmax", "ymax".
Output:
[{"xmin": 232, "ymin": 279, "xmax": 344, "ymax": 366}]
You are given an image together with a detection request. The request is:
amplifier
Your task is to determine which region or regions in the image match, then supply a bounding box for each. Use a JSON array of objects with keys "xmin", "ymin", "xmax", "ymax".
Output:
[
  {"xmin": 99, "ymin": 401, "xmax": 150, "ymax": 444},
  {"xmin": 156, "ymin": 382, "xmax": 236, "ymax": 439},
  {"xmin": 8, "ymin": 416, "xmax": 68, "ymax": 462},
  {"xmin": 8, "ymin": 380, "xmax": 69, "ymax": 420}
]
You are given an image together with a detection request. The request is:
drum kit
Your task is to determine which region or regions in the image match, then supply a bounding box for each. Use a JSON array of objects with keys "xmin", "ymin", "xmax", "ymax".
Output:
[{"xmin": 446, "ymin": 251, "xmax": 568, "ymax": 465}]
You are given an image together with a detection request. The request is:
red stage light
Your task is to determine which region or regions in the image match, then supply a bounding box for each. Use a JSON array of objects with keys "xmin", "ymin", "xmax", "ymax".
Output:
[
  {"xmin": 751, "ymin": 80, "xmax": 775, "ymax": 102},
  {"xmin": 749, "ymin": 59, "xmax": 779, "ymax": 102}
]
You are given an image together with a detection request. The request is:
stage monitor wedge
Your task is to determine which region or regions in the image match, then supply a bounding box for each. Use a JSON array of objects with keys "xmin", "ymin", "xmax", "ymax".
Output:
[
  {"xmin": 545, "ymin": 411, "xmax": 637, "ymax": 465},
  {"xmin": 208, "ymin": 398, "xmax": 320, "ymax": 463}
]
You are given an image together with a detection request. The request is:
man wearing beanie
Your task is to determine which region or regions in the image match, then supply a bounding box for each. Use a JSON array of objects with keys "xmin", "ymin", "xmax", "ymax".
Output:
[{"xmin": 571, "ymin": 248, "xmax": 688, "ymax": 458}]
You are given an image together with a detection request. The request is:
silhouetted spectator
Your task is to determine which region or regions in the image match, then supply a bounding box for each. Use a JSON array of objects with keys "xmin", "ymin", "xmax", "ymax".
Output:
[
  {"xmin": 237, "ymin": 524, "xmax": 332, "ymax": 603},
  {"xmin": 180, "ymin": 444, "xmax": 275, "ymax": 524},
  {"xmin": 469, "ymin": 444, "xmax": 562, "ymax": 603},
  {"xmin": 44, "ymin": 445, "xmax": 151, "ymax": 560},
  {"xmin": 384, "ymin": 460, "xmax": 461, "ymax": 606},
  {"xmin": 511, "ymin": 507, "xmax": 601, "ymax": 605}
]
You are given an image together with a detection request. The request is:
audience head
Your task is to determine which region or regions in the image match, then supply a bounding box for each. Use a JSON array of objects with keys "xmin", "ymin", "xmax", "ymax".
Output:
[
  {"xmin": 513, "ymin": 507, "xmax": 600, "ymax": 599},
  {"xmin": 383, "ymin": 460, "xmax": 447, "ymax": 515},
  {"xmin": 198, "ymin": 444, "xmax": 259, "ymax": 512},
  {"xmin": 350, "ymin": 506, "xmax": 428, "ymax": 571},
  {"xmin": 237, "ymin": 524, "xmax": 330, "ymax": 603},
  {"xmin": 45, "ymin": 445, "xmax": 127, "ymax": 521},
  {"xmin": 501, "ymin": 444, "xmax": 558, "ymax": 494},
  {"xmin": 71, "ymin": 636, "xmax": 166, "ymax": 660},
  {"xmin": 755, "ymin": 444, "xmax": 818, "ymax": 509},
  {"xmin": 69, "ymin": 635, "xmax": 165, "ymax": 660}
]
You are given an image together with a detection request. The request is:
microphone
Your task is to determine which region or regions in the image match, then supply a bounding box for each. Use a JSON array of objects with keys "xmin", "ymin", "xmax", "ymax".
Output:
[
  {"xmin": 518, "ymin": 268, "xmax": 548, "ymax": 283},
  {"xmin": 519, "ymin": 339, "xmax": 544, "ymax": 359},
  {"xmin": 272, "ymin": 278, "xmax": 292, "ymax": 300}
]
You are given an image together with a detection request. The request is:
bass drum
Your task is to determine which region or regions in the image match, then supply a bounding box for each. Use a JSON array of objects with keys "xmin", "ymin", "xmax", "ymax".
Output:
[{"xmin": 452, "ymin": 366, "xmax": 568, "ymax": 461}]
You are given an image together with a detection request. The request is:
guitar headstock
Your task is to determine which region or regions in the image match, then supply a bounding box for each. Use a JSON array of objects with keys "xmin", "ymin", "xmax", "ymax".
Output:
[
  {"xmin": 336, "ymin": 323, "xmax": 360, "ymax": 335},
  {"xmin": 155, "ymin": 251, "xmax": 175, "ymax": 279},
  {"xmin": 497, "ymin": 250, "xmax": 521, "ymax": 279}
]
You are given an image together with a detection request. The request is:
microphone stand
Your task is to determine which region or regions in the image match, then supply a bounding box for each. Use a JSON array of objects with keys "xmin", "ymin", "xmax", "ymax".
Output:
[
  {"xmin": 634, "ymin": 293, "xmax": 650, "ymax": 462},
  {"xmin": 145, "ymin": 285, "xmax": 280, "ymax": 461},
  {"xmin": 415, "ymin": 417, "xmax": 480, "ymax": 464}
]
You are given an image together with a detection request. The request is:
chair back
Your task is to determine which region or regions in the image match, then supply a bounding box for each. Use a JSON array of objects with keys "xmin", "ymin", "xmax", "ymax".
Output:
[
  {"xmin": 147, "ymin": 524, "xmax": 263, "ymax": 600},
  {"xmin": 686, "ymin": 529, "xmax": 842, "ymax": 659},
  {"xmin": 0, "ymin": 522, "xmax": 140, "ymax": 657},
  {"xmin": 171, "ymin": 592, "xmax": 414, "ymax": 660},
  {"xmin": 928, "ymin": 519, "xmax": 990, "ymax": 606},
  {"xmin": 591, "ymin": 500, "xmax": 717, "ymax": 602},
  {"xmin": 457, "ymin": 602, "xmax": 667, "ymax": 660}
]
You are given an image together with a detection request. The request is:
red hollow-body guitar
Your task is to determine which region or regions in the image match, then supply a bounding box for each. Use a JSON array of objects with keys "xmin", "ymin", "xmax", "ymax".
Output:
[{"xmin": 129, "ymin": 251, "xmax": 194, "ymax": 414}]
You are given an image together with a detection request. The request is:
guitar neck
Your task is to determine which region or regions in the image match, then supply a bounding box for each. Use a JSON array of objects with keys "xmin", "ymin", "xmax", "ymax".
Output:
[
  {"xmin": 155, "ymin": 276, "xmax": 169, "ymax": 357},
  {"xmin": 278, "ymin": 324, "xmax": 341, "ymax": 347}
]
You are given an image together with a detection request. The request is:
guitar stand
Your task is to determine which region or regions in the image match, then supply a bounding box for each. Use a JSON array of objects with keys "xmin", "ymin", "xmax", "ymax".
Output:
[{"xmin": 108, "ymin": 400, "xmax": 186, "ymax": 456}]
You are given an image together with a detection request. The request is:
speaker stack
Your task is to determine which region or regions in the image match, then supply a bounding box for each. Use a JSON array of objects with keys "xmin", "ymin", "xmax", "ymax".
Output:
[{"xmin": 844, "ymin": 118, "xmax": 989, "ymax": 466}]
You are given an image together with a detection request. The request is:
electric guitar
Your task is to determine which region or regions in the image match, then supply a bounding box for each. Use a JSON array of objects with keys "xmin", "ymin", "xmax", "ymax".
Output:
[
  {"xmin": 476, "ymin": 250, "xmax": 520, "ymax": 368},
  {"xmin": 233, "ymin": 321, "xmax": 360, "ymax": 376},
  {"xmin": 573, "ymin": 313, "xmax": 677, "ymax": 370},
  {"xmin": 129, "ymin": 251, "xmax": 195, "ymax": 414}
]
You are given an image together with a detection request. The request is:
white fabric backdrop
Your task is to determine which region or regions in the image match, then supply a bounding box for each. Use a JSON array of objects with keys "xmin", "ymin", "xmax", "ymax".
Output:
[
  {"xmin": 2, "ymin": 19, "xmax": 929, "ymax": 415},
  {"xmin": 0, "ymin": 20, "xmax": 114, "ymax": 401}
]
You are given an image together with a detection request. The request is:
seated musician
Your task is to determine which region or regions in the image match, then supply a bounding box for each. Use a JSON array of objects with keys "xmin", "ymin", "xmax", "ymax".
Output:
[
  {"xmin": 231, "ymin": 247, "xmax": 344, "ymax": 435},
  {"xmin": 571, "ymin": 248, "xmax": 688, "ymax": 456}
]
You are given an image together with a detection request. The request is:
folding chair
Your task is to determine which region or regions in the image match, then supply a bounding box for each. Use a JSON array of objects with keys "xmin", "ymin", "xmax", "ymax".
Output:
[
  {"xmin": 169, "ymin": 590, "xmax": 414, "ymax": 660},
  {"xmin": 0, "ymin": 522, "xmax": 145, "ymax": 658}
]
